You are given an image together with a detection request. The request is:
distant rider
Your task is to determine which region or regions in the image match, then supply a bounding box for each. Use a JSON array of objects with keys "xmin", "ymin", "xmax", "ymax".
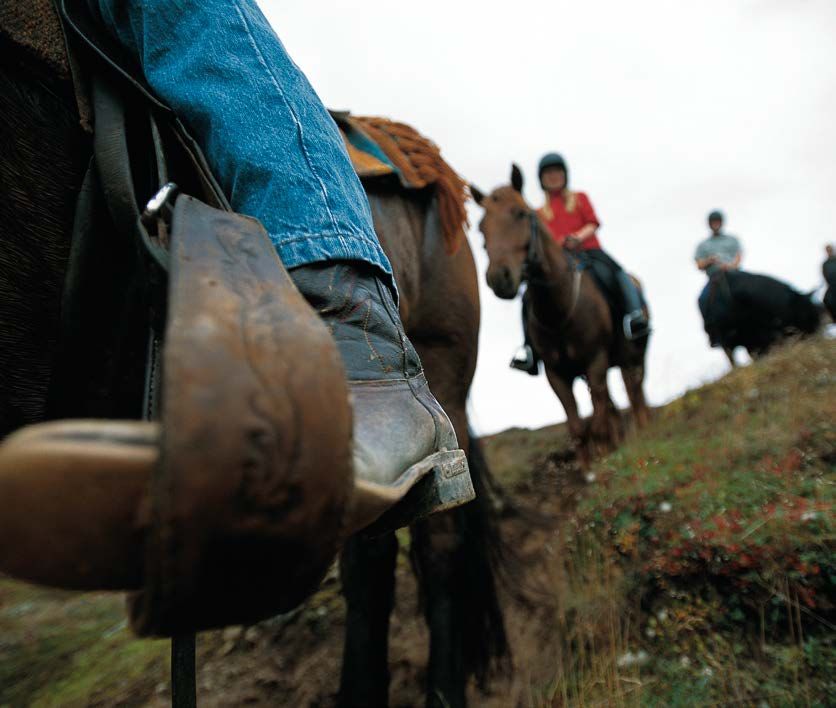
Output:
[
  {"xmin": 694, "ymin": 210, "xmax": 742, "ymax": 345},
  {"xmin": 511, "ymin": 152, "xmax": 650, "ymax": 374}
]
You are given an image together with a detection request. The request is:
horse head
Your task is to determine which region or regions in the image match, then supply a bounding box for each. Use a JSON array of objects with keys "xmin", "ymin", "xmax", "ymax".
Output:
[{"xmin": 471, "ymin": 164, "xmax": 536, "ymax": 300}]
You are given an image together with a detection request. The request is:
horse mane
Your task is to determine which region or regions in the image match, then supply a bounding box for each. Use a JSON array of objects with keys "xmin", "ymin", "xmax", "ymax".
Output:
[{"xmin": 350, "ymin": 116, "xmax": 470, "ymax": 255}]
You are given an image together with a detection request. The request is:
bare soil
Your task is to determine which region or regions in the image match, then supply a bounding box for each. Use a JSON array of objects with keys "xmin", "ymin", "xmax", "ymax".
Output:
[{"xmin": 142, "ymin": 440, "xmax": 584, "ymax": 707}]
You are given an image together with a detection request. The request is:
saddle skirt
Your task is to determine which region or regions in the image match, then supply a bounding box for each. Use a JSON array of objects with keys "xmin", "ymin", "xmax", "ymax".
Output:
[{"xmin": 331, "ymin": 111, "xmax": 469, "ymax": 255}]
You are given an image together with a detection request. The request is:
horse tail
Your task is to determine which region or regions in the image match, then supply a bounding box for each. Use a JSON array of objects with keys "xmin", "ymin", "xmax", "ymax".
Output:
[{"xmin": 457, "ymin": 429, "xmax": 511, "ymax": 686}]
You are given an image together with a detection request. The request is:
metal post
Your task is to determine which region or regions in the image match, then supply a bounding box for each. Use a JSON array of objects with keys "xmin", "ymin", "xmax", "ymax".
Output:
[
  {"xmin": 171, "ymin": 635, "xmax": 197, "ymax": 708},
  {"xmin": 144, "ymin": 331, "xmax": 198, "ymax": 707}
]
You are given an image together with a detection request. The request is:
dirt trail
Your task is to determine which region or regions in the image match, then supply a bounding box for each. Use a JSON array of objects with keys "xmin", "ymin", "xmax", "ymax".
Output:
[{"xmin": 146, "ymin": 448, "xmax": 585, "ymax": 707}]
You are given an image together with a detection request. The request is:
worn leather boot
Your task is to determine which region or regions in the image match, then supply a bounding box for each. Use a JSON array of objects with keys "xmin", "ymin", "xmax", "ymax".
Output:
[{"xmin": 289, "ymin": 262, "xmax": 474, "ymax": 536}]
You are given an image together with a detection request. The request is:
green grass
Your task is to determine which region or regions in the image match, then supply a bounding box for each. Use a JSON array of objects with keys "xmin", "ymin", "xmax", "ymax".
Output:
[{"xmin": 0, "ymin": 582, "xmax": 169, "ymax": 707}]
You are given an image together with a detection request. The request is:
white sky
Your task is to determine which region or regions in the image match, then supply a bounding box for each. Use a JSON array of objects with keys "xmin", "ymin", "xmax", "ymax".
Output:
[{"xmin": 260, "ymin": 0, "xmax": 836, "ymax": 435}]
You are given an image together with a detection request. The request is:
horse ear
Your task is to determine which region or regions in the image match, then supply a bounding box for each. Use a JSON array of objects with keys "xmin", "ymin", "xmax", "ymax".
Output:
[
  {"xmin": 510, "ymin": 163, "xmax": 524, "ymax": 192},
  {"xmin": 470, "ymin": 184, "xmax": 486, "ymax": 205}
]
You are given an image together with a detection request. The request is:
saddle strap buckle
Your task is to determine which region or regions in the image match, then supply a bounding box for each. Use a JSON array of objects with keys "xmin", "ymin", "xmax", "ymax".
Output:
[
  {"xmin": 139, "ymin": 182, "xmax": 179, "ymax": 271},
  {"xmin": 142, "ymin": 182, "xmax": 179, "ymax": 227}
]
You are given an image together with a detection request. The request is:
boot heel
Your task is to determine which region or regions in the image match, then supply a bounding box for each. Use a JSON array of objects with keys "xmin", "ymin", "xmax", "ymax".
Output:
[
  {"xmin": 359, "ymin": 449, "xmax": 474, "ymax": 538},
  {"xmin": 425, "ymin": 449, "xmax": 473, "ymax": 511}
]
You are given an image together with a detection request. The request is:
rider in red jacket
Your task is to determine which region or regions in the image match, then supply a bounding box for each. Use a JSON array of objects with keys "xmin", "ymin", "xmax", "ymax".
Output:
[{"xmin": 511, "ymin": 153, "xmax": 650, "ymax": 373}]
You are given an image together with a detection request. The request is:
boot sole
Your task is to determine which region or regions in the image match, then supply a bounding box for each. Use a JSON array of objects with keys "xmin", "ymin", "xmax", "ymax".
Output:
[{"xmin": 355, "ymin": 449, "xmax": 474, "ymax": 537}]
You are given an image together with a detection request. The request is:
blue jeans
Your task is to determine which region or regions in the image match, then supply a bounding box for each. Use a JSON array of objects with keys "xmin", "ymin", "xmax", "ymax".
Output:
[{"xmin": 86, "ymin": 0, "xmax": 393, "ymax": 287}]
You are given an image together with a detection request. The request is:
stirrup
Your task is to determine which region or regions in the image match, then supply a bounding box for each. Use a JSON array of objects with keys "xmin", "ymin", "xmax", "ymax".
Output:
[
  {"xmin": 623, "ymin": 311, "xmax": 651, "ymax": 341},
  {"xmin": 510, "ymin": 345, "xmax": 538, "ymax": 374}
]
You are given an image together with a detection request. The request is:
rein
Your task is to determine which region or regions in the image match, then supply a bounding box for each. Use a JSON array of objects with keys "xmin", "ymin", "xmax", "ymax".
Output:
[{"xmin": 523, "ymin": 212, "xmax": 582, "ymax": 324}]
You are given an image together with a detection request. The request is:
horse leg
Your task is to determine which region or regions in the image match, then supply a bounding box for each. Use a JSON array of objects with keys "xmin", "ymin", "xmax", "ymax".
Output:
[
  {"xmin": 411, "ymin": 512, "xmax": 467, "ymax": 708},
  {"xmin": 621, "ymin": 365, "xmax": 650, "ymax": 430},
  {"xmin": 724, "ymin": 346, "xmax": 737, "ymax": 367},
  {"xmin": 544, "ymin": 367, "xmax": 588, "ymax": 466},
  {"xmin": 338, "ymin": 532, "xmax": 398, "ymax": 707},
  {"xmin": 586, "ymin": 352, "xmax": 616, "ymax": 456}
]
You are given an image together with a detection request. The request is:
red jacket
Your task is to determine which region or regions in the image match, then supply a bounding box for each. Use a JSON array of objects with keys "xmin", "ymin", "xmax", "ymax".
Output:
[{"xmin": 538, "ymin": 191, "xmax": 602, "ymax": 251}]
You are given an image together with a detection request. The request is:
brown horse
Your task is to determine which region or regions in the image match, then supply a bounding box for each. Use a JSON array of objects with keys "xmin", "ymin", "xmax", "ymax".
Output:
[
  {"xmin": 471, "ymin": 164, "xmax": 650, "ymax": 465},
  {"xmin": 336, "ymin": 118, "xmax": 507, "ymax": 708},
  {"xmin": 0, "ymin": 22, "xmax": 506, "ymax": 708}
]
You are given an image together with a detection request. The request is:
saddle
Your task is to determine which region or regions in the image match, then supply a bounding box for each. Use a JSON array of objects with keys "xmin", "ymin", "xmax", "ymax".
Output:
[
  {"xmin": 580, "ymin": 254, "xmax": 622, "ymax": 312},
  {"xmin": 0, "ymin": 1, "xmax": 354, "ymax": 636},
  {"xmin": 566, "ymin": 249, "xmax": 634, "ymax": 321}
]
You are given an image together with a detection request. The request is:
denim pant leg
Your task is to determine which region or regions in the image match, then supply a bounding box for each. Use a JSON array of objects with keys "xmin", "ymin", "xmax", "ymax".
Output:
[
  {"xmin": 86, "ymin": 0, "xmax": 393, "ymax": 287},
  {"xmin": 614, "ymin": 270, "xmax": 643, "ymax": 313}
]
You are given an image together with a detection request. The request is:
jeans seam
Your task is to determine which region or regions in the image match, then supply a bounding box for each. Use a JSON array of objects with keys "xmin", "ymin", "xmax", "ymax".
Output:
[
  {"xmin": 232, "ymin": 0, "xmax": 341, "ymax": 235},
  {"xmin": 274, "ymin": 233, "xmax": 386, "ymax": 249}
]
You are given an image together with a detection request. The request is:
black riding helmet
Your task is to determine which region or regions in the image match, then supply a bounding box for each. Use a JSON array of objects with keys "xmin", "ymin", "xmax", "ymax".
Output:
[{"xmin": 538, "ymin": 152, "xmax": 568, "ymax": 188}]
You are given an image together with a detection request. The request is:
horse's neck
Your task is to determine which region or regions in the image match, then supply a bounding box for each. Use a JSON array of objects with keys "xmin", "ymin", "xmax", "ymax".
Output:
[{"xmin": 529, "ymin": 226, "xmax": 577, "ymax": 325}]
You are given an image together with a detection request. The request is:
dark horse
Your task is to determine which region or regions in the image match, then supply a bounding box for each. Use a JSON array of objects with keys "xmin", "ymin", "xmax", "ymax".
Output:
[
  {"xmin": 471, "ymin": 165, "xmax": 650, "ymax": 466},
  {"xmin": 336, "ymin": 118, "xmax": 508, "ymax": 708},
  {"xmin": 0, "ymin": 24, "xmax": 506, "ymax": 708},
  {"xmin": 702, "ymin": 270, "xmax": 821, "ymax": 366}
]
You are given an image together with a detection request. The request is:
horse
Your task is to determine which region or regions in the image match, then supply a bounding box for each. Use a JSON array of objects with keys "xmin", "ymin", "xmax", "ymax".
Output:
[
  {"xmin": 0, "ymin": 14, "xmax": 507, "ymax": 708},
  {"xmin": 471, "ymin": 164, "xmax": 650, "ymax": 466},
  {"xmin": 701, "ymin": 270, "xmax": 821, "ymax": 365},
  {"xmin": 333, "ymin": 116, "xmax": 508, "ymax": 708}
]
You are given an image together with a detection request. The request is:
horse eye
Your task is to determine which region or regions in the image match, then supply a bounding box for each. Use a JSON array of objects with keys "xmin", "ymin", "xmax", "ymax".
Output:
[{"xmin": 515, "ymin": 209, "xmax": 527, "ymax": 220}]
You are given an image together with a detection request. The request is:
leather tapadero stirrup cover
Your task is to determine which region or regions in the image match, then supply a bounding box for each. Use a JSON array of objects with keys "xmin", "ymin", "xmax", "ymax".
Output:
[{"xmin": 129, "ymin": 195, "xmax": 353, "ymax": 636}]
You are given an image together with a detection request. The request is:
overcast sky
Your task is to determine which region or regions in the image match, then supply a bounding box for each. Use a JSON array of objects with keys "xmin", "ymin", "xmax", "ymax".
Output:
[{"xmin": 261, "ymin": 0, "xmax": 836, "ymax": 435}]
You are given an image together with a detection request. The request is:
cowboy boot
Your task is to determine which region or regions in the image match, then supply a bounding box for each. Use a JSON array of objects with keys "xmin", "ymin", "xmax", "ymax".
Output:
[{"xmin": 289, "ymin": 261, "xmax": 474, "ymax": 536}]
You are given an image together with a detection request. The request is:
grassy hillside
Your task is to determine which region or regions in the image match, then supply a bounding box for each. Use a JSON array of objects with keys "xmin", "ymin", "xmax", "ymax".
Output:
[
  {"xmin": 489, "ymin": 336, "xmax": 834, "ymax": 706},
  {"xmin": 1, "ymin": 337, "xmax": 833, "ymax": 706}
]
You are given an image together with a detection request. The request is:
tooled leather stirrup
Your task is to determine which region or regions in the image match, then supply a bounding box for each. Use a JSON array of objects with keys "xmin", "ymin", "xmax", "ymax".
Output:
[{"xmin": 130, "ymin": 192, "xmax": 354, "ymax": 635}]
